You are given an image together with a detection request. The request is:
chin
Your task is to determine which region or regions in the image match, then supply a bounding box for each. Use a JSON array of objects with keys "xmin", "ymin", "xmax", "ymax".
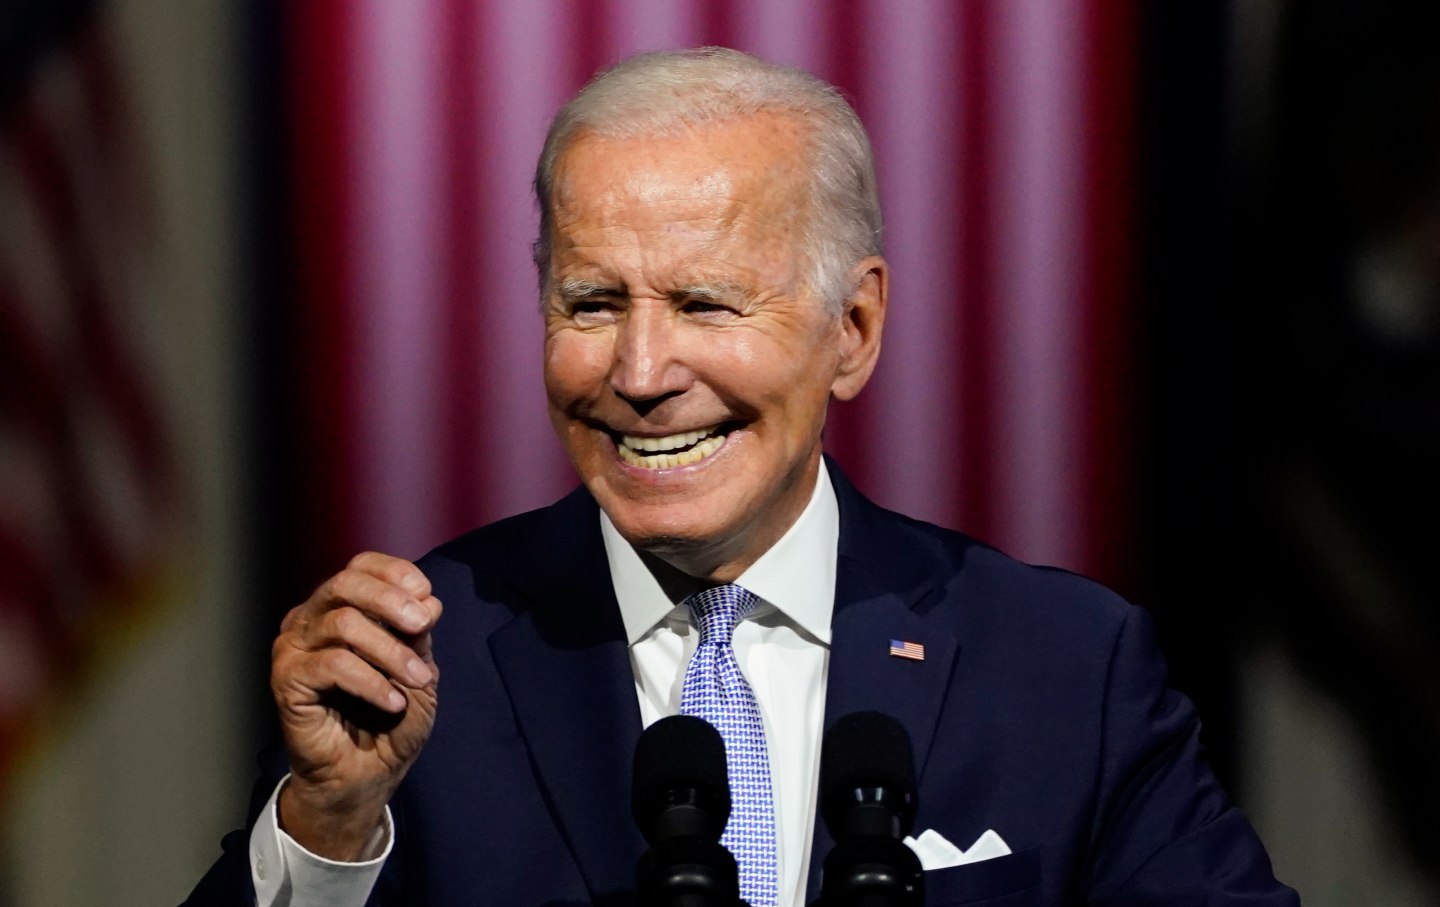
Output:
[
  {"xmin": 602, "ymin": 497, "xmax": 752, "ymax": 570},
  {"xmin": 604, "ymin": 501, "xmax": 731, "ymax": 550}
]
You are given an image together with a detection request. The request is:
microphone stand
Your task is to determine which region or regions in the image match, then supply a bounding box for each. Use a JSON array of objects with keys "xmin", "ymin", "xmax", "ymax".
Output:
[{"xmin": 635, "ymin": 822, "xmax": 746, "ymax": 907}]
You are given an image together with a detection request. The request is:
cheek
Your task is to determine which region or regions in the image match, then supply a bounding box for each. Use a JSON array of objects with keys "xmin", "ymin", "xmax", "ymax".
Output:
[
  {"xmin": 726, "ymin": 324, "xmax": 842, "ymax": 393},
  {"xmin": 712, "ymin": 322, "xmax": 827, "ymax": 372},
  {"xmin": 544, "ymin": 332, "xmax": 613, "ymax": 403}
]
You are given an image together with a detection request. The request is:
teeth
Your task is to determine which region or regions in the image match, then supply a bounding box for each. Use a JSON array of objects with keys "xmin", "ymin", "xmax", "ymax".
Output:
[
  {"xmin": 622, "ymin": 426, "xmax": 717, "ymax": 453},
  {"xmin": 617, "ymin": 431, "xmax": 727, "ymax": 469}
]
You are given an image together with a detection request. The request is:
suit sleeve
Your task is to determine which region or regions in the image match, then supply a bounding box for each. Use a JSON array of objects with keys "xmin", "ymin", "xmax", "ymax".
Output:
[
  {"xmin": 1085, "ymin": 606, "xmax": 1300, "ymax": 906},
  {"xmin": 180, "ymin": 744, "xmax": 286, "ymax": 906}
]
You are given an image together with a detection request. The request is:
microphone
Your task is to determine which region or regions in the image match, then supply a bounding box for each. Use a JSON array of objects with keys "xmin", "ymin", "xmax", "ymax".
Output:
[
  {"xmin": 816, "ymin": 712, "xmax": 925, "ymax": 907},
  {"xmin": 632, "ymin": 715, "xmax": 743, "ymax": 907}
]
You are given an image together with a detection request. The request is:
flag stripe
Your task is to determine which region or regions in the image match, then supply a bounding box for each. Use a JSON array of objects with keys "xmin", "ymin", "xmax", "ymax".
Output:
[
  {"xmin": 889, "ymin": 639, "xmax": 926, "ymax": 661},
  {"xmin": 1, "ymin": 13, "xmax": 179, "ymax": 788},
  {"xmin": 8, "ymin": 121, "xmax": 124, "ymax": 582},
  {"xmin": 10, "ymin": 97, "xmax": 169, "ymax": 497}
]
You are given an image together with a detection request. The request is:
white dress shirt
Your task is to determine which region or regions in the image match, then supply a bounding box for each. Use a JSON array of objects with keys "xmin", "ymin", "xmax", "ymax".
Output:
[{"xmin": 250, "ymin": 463, "xmax": 838, "ymax": 907}]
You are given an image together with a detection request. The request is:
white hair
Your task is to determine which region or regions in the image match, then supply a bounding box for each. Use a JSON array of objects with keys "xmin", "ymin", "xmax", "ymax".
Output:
[{"xmin": 532, "ymin": 46, "xmax": 883, "ymax": 311}]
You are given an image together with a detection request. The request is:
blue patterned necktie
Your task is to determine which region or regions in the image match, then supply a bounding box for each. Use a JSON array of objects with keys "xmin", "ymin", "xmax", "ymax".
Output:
[{"xmin": 680, "ymin": 584, "xmax": 779, "ymax": 907}]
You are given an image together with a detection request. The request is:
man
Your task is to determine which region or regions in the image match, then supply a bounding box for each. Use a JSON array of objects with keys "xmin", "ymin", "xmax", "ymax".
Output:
[{"xmin": 187, "ymin": 48, "xmax": 1298, "ymax": 906}]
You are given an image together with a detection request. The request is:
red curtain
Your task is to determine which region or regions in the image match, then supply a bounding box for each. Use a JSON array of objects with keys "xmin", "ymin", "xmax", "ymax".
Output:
[{"xmin": 280, "ymin": 0, "xmax": 1136, "ymax": 592}]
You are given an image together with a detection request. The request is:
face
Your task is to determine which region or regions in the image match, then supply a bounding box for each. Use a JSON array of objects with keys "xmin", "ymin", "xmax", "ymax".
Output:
[{"xmin": 541, "ymin": 112, "xmax": 886, "ymax": 580}]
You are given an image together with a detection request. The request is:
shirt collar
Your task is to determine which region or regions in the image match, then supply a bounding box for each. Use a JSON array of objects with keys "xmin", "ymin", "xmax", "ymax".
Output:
[{"xmin": 600, "ymin": 460, "xmax": 839, "ymax": 647}]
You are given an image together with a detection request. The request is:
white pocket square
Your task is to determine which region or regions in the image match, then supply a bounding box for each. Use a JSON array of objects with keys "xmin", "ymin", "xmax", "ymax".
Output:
[{"xmin": 903, "ymin": 828, "xmax": 1012, "ymax": 870}]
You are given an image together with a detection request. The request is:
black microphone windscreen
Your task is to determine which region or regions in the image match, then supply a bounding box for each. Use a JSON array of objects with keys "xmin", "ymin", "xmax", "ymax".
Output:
[
  {"xmin": 820, "ymin": 711, "xmax": 917, "ymax": 835},
  {"xmin": 632, "ymin": 715, "xmax": 731, "ymax": 836},
  {"xmin": 822, "ymin": 711, "xmax": 916, "ymax": 793}
]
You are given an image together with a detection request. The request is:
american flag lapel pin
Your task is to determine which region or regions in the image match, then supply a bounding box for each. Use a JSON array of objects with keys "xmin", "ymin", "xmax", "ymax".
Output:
[{"xmin": 889, "ymin": 638, "xmax": 925, "ymax": 661}]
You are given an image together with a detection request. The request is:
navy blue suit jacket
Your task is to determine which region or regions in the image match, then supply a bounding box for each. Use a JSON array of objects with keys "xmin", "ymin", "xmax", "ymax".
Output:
[{"xmin": 187, "ymin": 462, "xmax": 1297, "ymax": 905}]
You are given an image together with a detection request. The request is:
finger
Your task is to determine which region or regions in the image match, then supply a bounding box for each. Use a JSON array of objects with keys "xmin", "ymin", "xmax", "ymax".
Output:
[
  {"xmin": 308, "ymin": 606, "xmax": 434, "ymax": 687},
  {"xmin": 311, "ymin": 570, "xmax": 432, "ymax": 634},
  {"xmin": 410, "ymin": 628, "xmax": 433, "ymax": 663},
  {"xmin": 285, "ymin": 647, "xmax": 409, "ymax": 714},
  {"xmin": 401, "ymin": 595, "xmax": 441, "ymax": 668},
  {"xmin": 346, "ymin": 551, "xmax": 431, "ymax": 599},
  {"xmin": 407, "ymin": 628, "xmax": 440, "ymax": 683},
  {"xmin": 418, "ymin": 593, "xmax": 442, "ymax": 629}
]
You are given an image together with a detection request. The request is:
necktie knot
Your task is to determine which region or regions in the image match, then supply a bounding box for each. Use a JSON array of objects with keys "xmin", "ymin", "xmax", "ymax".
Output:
[{"xmin": 686, "ymin": 584, "xmax": 758, "ymax": 646}]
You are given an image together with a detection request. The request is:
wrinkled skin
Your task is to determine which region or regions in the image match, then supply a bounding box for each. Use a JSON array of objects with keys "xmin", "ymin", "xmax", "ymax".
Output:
[
  {"xmin": 271, "ymin": 552, "xmax": 442, "ymax": 859},
  {"xmin": 542, "ymin": 112, "xmax": 887, "ymax": 581}
]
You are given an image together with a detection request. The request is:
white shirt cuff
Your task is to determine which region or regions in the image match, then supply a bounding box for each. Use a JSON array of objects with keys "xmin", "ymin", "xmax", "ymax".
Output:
[{"xmin": 249, "ymin": 774, "xmax": 393, "ymax": 907}]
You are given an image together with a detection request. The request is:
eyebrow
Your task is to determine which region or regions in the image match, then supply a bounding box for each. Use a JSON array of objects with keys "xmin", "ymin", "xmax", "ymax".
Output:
[
  {"xmin": 555, "ymin": 278, "xmax": 622, "ymax": 301},
  {"xmin": 555, "ymin": 278, "xmax": 752, "ymax": 304},
  {"xmin": 672, "ymin": 281, "xmax": 749, "ymax": 303}
]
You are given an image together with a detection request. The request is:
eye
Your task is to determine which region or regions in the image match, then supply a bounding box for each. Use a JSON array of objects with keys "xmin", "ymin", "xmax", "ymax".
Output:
[
  {"xmin": 564, "ymin": 295, "xmax": 622, "ymax": 323},
  {"xmin": 680, "ymin": 297, "xmax": 737, "ymax": 317}
]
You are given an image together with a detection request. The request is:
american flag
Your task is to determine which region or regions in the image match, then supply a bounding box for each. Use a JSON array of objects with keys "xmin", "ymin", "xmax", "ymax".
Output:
[
  {"xmin": 0, "ymin": 3, "xmax": 177, "ymax": 790},
  {"xmin": 889, "ymin": 639, "xmax": 926, "ymax": 662}
]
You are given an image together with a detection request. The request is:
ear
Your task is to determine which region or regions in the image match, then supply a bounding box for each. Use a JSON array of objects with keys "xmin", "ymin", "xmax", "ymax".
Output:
[{"xmin": 831, "ymin": 256, "xmax": 888, "ymax": 401}]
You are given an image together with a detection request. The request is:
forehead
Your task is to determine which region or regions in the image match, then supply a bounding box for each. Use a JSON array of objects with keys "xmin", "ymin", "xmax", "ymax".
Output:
[{"xmin": 550, "ymin": 111, "xmax": 814, "ymax": 232}]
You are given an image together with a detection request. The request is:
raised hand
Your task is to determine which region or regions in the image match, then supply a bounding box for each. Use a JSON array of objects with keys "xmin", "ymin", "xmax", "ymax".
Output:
[{"xmin": 270, "ymin": 552, "xmax": 443, "ymax": 859}]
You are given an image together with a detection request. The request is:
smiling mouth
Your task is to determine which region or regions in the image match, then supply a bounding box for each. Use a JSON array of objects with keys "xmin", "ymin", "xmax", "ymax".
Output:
[{"xmin": 615, "ymin": 423, "xmax": 734, "ymax": 469}]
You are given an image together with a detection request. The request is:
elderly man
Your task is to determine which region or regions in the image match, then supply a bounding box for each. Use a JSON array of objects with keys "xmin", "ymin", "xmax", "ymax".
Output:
[{"xmin": 188, "ymin": 48, "xmax": 1297, "ymax": 907}]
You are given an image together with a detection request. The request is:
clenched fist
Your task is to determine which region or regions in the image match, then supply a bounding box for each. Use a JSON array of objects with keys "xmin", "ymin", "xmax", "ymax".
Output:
[{"xmin": 270, "ymin": 552, "xmax": 443, "ymax": 859}]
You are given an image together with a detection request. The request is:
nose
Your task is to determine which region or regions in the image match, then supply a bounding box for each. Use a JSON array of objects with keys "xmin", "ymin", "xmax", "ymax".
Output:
[{"xmin": 610, "ymin": 300, "xmax": 689, "ymax": 411}]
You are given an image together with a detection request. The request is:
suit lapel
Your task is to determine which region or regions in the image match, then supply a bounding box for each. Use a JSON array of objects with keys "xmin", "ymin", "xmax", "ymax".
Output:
[
  {"xmin": 482, "ymin": 468, "xmax": 965, "ymax": 903},
  {"xmin": 487, "ymin": 490, "xmax": 645, "ymax": 904},
  {"xmin": 806, "ymin": 462, "xmax": 961, "ymax": 899}
]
